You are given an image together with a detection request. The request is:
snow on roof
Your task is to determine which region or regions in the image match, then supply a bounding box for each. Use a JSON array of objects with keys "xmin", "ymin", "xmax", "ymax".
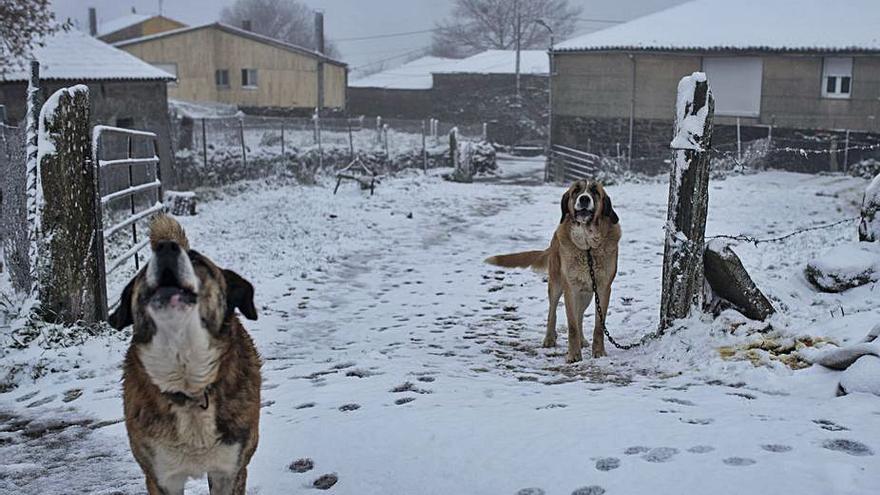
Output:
[
  {"xmin": 115, "ymin": 22, "xmax": 347, "ymax": 67},
  {"xmin": 350, "ymin": 56, "xmax": 459, "ymax": 89},
  {"xmin": 435, "ymin": 50, "xmax": 549, "ymax": 75},
  {"xmin": 98, "ymin": 13, "xmax": 151, "ymax": 36},
  {"xmin": 556, "ymin": 0, "xmax": 880, "ymax": 53},
  {"xmin": 1, "ymin": 30, "xmax": 175, "ymax": 82}
]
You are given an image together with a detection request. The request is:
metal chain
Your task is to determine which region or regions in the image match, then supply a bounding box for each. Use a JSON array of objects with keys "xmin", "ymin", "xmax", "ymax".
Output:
[{"xmin": 585, "ymin": 248, "xmax": 664, "ymax": 350}]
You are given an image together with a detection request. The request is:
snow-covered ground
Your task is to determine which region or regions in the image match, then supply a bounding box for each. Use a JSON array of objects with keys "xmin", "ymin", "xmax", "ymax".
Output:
[{"xmin": 1, "ymin": 157, "xmax": 878, "ymax": 494}]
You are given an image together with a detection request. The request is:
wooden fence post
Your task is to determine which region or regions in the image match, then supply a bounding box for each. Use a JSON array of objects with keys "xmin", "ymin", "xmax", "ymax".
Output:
[
  {"xmin": 421, "ymin": 120, "xmax": 428, "ymax": 172},
  {"xmin": 36, "ymin": 85, "xmax": 104, "ymax": 324},
  {"xmin": 281, "ymin": 122, "xmax": 285, "ymax": 156},
  {"xmin": 660, "ymin": 72, "xmax": 714, "ymax": 330},
  {"xmin": 201, "ymin": 118, "xmax": 208, "ymax": 168},
  {"xmin": 25, "ymin": 61, "xmax": 41, "ymax": 294},
  {"xmin": 239, "ymin": 117, "xmax": 247, "ymax": 168}
]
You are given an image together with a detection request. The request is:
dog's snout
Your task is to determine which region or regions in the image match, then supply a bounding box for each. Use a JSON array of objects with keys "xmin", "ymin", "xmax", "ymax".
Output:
[
  {"xmin": 577, "ymin": 195, "xmax": 593, "ymax": 209},
  {"xmin": 155, "ymin": 241, "xmax": 181, "ymax": 257}
]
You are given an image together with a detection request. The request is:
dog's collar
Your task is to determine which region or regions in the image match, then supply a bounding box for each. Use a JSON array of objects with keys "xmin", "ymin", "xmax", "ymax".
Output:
[{"xmin": 163, "ymin": 387, "xmax": 211, "ymax": 409}]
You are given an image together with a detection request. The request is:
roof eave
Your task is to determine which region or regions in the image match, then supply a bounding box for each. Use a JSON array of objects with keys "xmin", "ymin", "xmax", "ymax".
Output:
[{"xmin": 554, "ymin": 46, "xmax": 880, "ymax": 55}]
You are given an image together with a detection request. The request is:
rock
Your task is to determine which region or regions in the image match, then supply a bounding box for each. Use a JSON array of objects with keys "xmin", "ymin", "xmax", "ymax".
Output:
[
  {"xmin": 164, "ymin": 190, "xmax": 197, "ymax": 216},
  {"xmin": 805, "ymin": 244, "xmax": 880, "ymax": 292},
  {"xmin": 704, "ymin": 240, "xmax": 775, "ymax": 320},
  {"xmin": 859, "ymin": 174, "xmax": 880, "ymax": 242}
]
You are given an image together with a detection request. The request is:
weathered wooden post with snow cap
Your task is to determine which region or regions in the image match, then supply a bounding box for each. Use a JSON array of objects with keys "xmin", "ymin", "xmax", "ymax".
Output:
[
  {"xmin": 35, "ymin": 85, "xmax": 104, "ymax": 324},
  {"xmin": 660, "ymin": 72, "xmax": 714, "ymax": 330}
]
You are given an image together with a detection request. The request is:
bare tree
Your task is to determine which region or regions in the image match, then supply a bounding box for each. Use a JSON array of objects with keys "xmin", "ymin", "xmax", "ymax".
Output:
[
  {"xmin": 431, "ymin": 0, "xmax": 582, "ymax": 58},
  {"xmin": 220, "ymin": 0, "xmax": 340, "ymax": 58},
  {"xmin": 0, "ymin": 0, "xmax": 67, "ymax": 73}
]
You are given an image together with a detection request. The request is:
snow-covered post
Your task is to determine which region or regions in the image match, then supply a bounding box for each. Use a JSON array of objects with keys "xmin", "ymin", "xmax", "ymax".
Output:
[
  {"xmin": 660, "ymin": 72, "xmax": 714, "ymax": 330},
  {"xmin": 421, "ymin": 119, "xmax": 428, "ymax": 172},
  {"xmin": 482, "ymin": 122, "xmax": 488, "ymax": 141},
  {"xmin": 376, "ymin": 116, "xmax": 382, "ymax": 144},
  {"xmin": 860, "ymin": 173, "xmax": 880, "ymax": 242},
  {"xmin": 449, "ymin": 126, "xmax": 458, "ymax": 170},
  {"xmin": 314, "ymin": 108, "xmax": 323, "ymax": 168},
  {"xmin": 200, "ymin": 118, "xmax": 208, "ymax": 168},
  {"xmin": 36, "ymin": 85, "xmax": 104, "ymax": 324},
  {"xmin": 383, "ymin": 124, "xmax": 389, "ymax": 156},
  {"xmin": 24, "ymin": 61, "xmax": 41, "ymax": 295},
  {"xmin": 238, "ymin": 115, "xmax": 247, "ymax": 169}
]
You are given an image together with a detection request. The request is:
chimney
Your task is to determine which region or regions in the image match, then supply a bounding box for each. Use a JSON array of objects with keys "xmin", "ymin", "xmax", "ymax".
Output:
[
  {"xmin": 88, "ymin": 7, "xmax": 97, "ymax": 36},
  {"xmin": 242, "ymin": 20, "xmax": 252, "ymax": 31},
  {"xmin": 131, "ymin": 6, "xmax": 137, "ymax": 14},
  {"xmin": 313, "ymin": 11, "xmax": 324, "ymax": 54}
]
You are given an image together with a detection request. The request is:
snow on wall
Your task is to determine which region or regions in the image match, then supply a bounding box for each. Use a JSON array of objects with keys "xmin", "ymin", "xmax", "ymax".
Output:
[
  {"xmin": 435, "ymin": 50, "xmax": 549, "ymax": 75},
  {"xmin": 556, "ymin": 0, "xmax": 880, "ymax": 52}
]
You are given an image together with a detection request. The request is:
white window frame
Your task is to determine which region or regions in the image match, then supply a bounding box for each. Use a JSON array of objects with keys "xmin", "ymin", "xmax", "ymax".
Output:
[
  {"xmin": 215, "ymin": 69, "xmax": 230, "ymax": 88},
  {"xmin": 822, "ymin": 57, "xmax": 853, "ymax": 99},
  {"xmin": 241, "ymin": 68, "xmax": 258, "ymax": 89}
]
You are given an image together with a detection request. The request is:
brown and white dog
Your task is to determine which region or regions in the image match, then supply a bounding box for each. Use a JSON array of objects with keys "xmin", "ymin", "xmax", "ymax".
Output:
[
  {"xmin": 109, "ymin": 215, "xmax": 261, "ymax": 495},
  {"xmin": 486, "ymin": 180, "xmax": 621, "ymax": 363}
]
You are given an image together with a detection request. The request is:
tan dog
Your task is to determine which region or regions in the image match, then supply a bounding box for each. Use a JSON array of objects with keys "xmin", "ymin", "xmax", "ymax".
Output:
[
  {"xmin": 487, "ymin": 180, "xmax": 621, "ymax": 362},
  {"xmin": 109, "ymin": 215, "xmax": 261, "ymax": 495}
]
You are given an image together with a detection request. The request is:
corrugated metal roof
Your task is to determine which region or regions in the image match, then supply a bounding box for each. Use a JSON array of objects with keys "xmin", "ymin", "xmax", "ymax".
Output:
[
  {"xmin": 1, "ymin": 30, "xmax": 175, "ymax": 82},
  {"xmin": 350, "ymin": 56, "xmax": 459, "ymax": 89},
  {"xmin": 434, "ymin": 50, "xmax": 549, "ymax": 75},
  {"xmin": 556, "ymin": 0, "xmax": 880, "ymax": 53}
]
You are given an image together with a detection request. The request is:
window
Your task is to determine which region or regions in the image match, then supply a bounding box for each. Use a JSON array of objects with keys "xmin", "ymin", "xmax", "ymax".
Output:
[
  {"xmin": 152, "ymin": 63, "xmax": 177, "ymax": 87},
  {"xmin": 701, "ymin": 57, "xmax": 763, "ymax": 117},
  {"xmin": 215, "ymin": 69, "xmax": 230, "ymax": 88},
  {"xmin": 822, "ymin": 57, "xmax": 853, "ymax": 98},
  {"xmin": 152, "ymin": 63, "xmax": 177, "ymax": 78},
  {"xmin": 116, "ymin": 117, "xmax": 135, "ymax": 129},
  {"xmin": 241, "ymin": 68, "xmax": 258, "ymax": 88}
]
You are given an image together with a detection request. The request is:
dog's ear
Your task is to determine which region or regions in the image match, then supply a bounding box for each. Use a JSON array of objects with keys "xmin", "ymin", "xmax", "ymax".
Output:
[
  {"xmin": 603, "ymin": 194, "xmax": 619, "ymax": 225},
  {"xmin": 224, "ymin": 269, "xmax": 258, "ymax": 320},
  {"xmin": 560, "ymin": 190, "xmax": 571, "ymax": 224},
  {"xmin": 108, "ymin": 277, "xmax": 136, "ymax": 330}
]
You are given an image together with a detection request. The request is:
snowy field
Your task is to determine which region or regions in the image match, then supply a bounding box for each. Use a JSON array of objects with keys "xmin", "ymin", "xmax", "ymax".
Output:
[{"xmin": 1, "ymin": 157, "xmax": 878, "ymax": 494}]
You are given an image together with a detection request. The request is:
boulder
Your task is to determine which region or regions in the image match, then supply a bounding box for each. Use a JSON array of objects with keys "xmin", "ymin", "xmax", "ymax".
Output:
[
  {"xmin": 165, "ymin": 191, "xmax": 197, "ymax": 216},
  {"xmin": 805, "ymin": 244, "xmax": 880, "ymax": 293},
  {"xmin": 859, "ymin": 173, "xmax": 880, "ymax": 242},
  {"xmin": 703, "ymin": 240, "xmax": 775, "ymax": 321}
]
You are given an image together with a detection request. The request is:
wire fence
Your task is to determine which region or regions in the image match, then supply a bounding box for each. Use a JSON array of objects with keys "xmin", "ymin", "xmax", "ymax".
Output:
[{"xmin": 553, "ymin": 121, "xmax": 880, "ymax": 178}]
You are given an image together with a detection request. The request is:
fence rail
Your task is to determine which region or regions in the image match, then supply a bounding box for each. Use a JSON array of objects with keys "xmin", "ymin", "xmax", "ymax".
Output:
[
  {"xmin": 550, "ymin": 144, "xmax": 600, "ymax": 181},
  {"xmin": 93, "ymin": 126, "xmax": 164, "ymax": 301}
]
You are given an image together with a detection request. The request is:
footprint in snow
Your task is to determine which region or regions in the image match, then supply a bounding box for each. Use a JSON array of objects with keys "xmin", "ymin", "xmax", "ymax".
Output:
[
  {"xmin": 662, "ymin": 397, "xmax": 696, "ymax": 406},
  {"xmin": 571, "ymin": 486, "xmax": 605, "ymax": 495},
  {"xmin": 338, "ymin": 403, "xmax": 360, "ymax": 412},
  {"xmin": 722, "ymin": 457, "xmax": 756, "ymax": 466},
  {"xmin": 642, "ymin": 447, "xmax": 679, "ymax": 463},
  {"xmin": 289, "ymin": 458, "xmax": 314, "ymax": 473},
  {"xmin": 761, "ymin": 444, "xmax": 793, "ymax": 453},
  {"xmin": 623, "ymin": 446, "xmax": 651, "ymax": 455},
  {"xmin": 595, "ymin": 457, "xmax": 620, "ymax": 471},
  {"xmin": 821, "ymin": 439, "xmax": 874, "ymax": 456},
  {"xmin": 813, "ymin": 419, "xmax": 849, "ymax": 432},
  {"xmin": 394, "ymin": 397, "xmax": 415, "ymax": 405},
  {"xmin": 687, "ymin": 445, "xmax": 715, "ymax": 454},
  {"xmin": 295, "ymin": 402, "xmax": 316, "ymax": 409},
  {"xmin": 313, "ymin": 473, "xmax": 338, "ymax": 490},
  {"xmin": 515, "ymin": 489, "xmax": 545, "ymax": 495},
  {"xmin": 680, "ymin": 417, "xmax": 714, "ymax": 425}
]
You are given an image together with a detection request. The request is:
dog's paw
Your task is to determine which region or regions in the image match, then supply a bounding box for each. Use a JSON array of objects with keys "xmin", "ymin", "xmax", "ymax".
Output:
[
  {"xmin": 592, "ymin": 346, "xmax": 607, "ymax": 358},
  {"xmin": 566, "ymin": 350, "xmax": 583, "ymax": 363},
  {"xmin": 542, "ymin": 336, "xmax": 557, "ymax": 348}
]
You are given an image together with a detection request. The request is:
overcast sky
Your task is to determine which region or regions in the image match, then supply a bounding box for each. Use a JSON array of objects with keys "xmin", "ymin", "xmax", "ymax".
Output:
[{"xmin": 52, "ymin": 0, "xmax": 688, "ymax": 74}]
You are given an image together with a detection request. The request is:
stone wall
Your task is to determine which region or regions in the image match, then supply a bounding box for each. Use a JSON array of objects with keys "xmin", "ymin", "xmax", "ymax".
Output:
[{"xmin": 348, "ymin": 88, "xmax": 433, "ymax": 119}]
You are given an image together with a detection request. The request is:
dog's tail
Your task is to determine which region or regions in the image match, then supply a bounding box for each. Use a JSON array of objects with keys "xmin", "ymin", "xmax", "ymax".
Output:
[
  {"xmin": 484, "ymin": 250, "xmax": 549, "ymax": 272},
  {"xmin": 149, "ymin": 214, "xmax": 190, "ymax": 251}
]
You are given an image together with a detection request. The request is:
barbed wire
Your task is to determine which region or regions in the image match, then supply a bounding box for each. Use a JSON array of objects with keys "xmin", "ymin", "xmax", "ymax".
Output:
[{"xmin": 706, "ymin": 217, "xmax": 860, "ymax": 246}]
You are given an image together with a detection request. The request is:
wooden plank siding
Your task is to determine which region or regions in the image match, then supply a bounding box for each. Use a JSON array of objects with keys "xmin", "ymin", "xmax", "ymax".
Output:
[{"xmin": 119, "ymin": 25, "xmax": 346, "ymax": 110}]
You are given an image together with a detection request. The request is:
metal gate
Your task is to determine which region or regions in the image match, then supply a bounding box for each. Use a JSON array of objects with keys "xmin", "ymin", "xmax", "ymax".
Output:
[
  {"xmin": 92, "ymin": 125, "xmax": 164, "ymax": 317},
  {"xmin": 549, "ymin": 144, "xmax": 600, "ymax": 182}
]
